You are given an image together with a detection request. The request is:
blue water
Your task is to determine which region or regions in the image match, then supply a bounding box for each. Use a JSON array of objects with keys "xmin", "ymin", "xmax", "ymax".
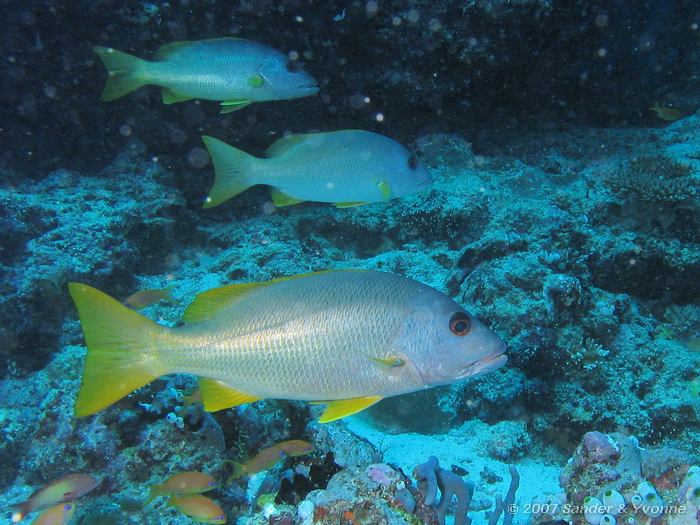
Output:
[{"xmin": 1, "ymin": 2, "xmax": 699, "ymax": 525}]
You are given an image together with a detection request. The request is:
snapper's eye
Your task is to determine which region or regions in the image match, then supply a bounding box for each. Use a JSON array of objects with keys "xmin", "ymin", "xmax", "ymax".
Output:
[
  {"xmin": 286, "ymin": 60, "xmax": 299, "ymax": 72},
  {"xmin": 449, "ymin": 312, "xmax": 471, "ymax": 336},
  {"xmin": 408, "ymin": 154, "xmax": 418, "ymax": 169}
]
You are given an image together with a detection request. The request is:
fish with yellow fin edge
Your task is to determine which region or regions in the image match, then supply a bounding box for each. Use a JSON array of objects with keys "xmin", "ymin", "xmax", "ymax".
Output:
[
  {"xmin": 93, "ymin": 38, "xmax": 318, "ymax": 112},
  {"xmin": 201, "ymin": 130, "xmax": 432, "ymax": 208},
  {"xmin": 68, "ymin": 270, "xmax": 506, "ymax": 423}
]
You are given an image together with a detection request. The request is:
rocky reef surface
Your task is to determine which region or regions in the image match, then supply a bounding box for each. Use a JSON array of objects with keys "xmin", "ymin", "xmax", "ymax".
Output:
[{"xmin": 1, "ymin": 102, "xmax": 698, "ymax": 523}]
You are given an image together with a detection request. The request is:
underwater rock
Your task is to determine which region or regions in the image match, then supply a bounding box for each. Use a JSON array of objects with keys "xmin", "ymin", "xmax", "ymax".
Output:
[
  {"xmin": 0, "ymin": 144, "xmax": 189, "ymax": 377},
  {"xmin": 546, "ymin": 431, "xmax": 699, "ymax": 525}
]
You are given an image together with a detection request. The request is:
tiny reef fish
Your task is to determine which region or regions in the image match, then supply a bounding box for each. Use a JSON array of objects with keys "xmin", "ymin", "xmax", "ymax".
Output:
[
  {"xmin": 93, "ymin": 38, "xmax": 318, "ymax": 112},
  {"xmin": 11, "ymin": 474, "xmax": 98, "ymax": 523},
  {"xmin": 226, "ymin": 440, "xmax": 314, "ymax": 479},
  {"xmin": 169, "ymin": 495, "xmax": 227, "ymax": 524},
  {"xmin": 226, "ymin": 446, "xmax": 285, "ymax": 479},
  {"xmin": 32, "ymin": 501, "xmax": 75, "ymax": 525},
  {"xmin": 201, "ymin": 130, "xmax": 432, "ymax": 208},
  {"xmin": 123, "ymin": 286, "xmax": 174, "ymax": 310},
  {"xmin": 68, "ymin": 270, "xmax": 506, "ymax": 423},
  {"xmin": 29, "ymin": 503, "xmax": 76, "ymax": 525},
  {"xmin": 147, "ymin": 472, "xmax": 217, "ymax": 504},
  {"xmin": 275, "ymin": 439, "xmax": 315, "ymax": 457},
  {"xmin": 650, "ymin": 102, "xmax": 682, "ymax": 121}
]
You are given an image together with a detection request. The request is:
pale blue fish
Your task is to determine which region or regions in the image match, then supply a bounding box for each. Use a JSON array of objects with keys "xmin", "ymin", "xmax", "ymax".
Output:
[
  {"xmin": 201, "ymin": 130, "xmax": 432, "ymax": 208},
  {"xmin": 93, "ymin": 38, "xmax": 318, "ymax": 112}
]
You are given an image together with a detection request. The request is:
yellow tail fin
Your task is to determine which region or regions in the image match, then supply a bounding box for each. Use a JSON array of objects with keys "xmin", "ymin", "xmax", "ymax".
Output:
[
  {"xmin": 93, "ymin": 46, "xmax": 148, "ymax": 101},
  {"xmin": 201, "ymin": 136, "xmax": 258, "ymax": 208},
  {"xmin": 68, "ymin": 282, "xmax": 168, "ymax": 417}
]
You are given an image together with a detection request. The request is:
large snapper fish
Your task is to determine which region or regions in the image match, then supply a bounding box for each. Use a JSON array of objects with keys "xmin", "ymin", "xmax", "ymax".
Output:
[{"xmin": 69, "ymin": 271, "xmax": 506, "ymax": 423}]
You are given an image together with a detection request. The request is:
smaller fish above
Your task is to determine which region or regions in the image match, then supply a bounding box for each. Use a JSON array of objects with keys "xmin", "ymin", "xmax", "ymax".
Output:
[
  {"xmin": 29, "ymin": 503, "xmax": 76, "ymax": 525},
  {"xmin": 169, "ymin": 495, "xmax": 227, "ymax": 524},
  {"xmin": 147, "ymin": 471, "xmax": 217, "ymax": 504},
  {"xmin": 11, "ymin": 474, "xmax": 99, "ymax": 523},
  {"xmin": 201, "ymin": 130, "xmax": 432, "ymax": 208},
  {"xmin": 123, "ymin": 286, "xmax": 175, "ymax": 310},
  {"xmin": 650, "ymin": 102, "xmax": 682, "ymax": 121},
  {"xmin": 92, "ymin": 38, "xmax": 318, "ymax": 112}
]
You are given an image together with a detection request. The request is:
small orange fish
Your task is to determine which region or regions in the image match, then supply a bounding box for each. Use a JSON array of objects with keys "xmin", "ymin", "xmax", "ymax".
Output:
[
  {"xmin": 11, "ymin": 474, "xmax": 98, "ymax": 522},
  {"xmin": 169, "ymin": 494, "xmax": 227, "ymax": 524},
  {"xmin": 147, "ymin": 471, "xmax": 217, "ymax": 504},
  {"xmin": 123, "ymin": 287, "xmax": 175, "ymax": 310},
  {"xmin": 274, "ymin": 440, "xmax": 314, "ymax": 457},
  {"xmin": 226, "ymin": 446, "xmax": 286, "ymax": 479},
  {"xmin": 29, "ymin": 502, "xmax": 76, "ymax": 525},
  {"xmin": 650, "ymin": 102, "xmax": 681, "ymax": 122}
]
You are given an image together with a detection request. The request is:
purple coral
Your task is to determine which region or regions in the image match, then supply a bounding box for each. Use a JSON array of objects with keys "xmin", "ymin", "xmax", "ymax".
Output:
[
  {"xmin": 413, "ymin": 456, "xmax": 475, "ymax": 525},
  {"xmin": 580, "ymin": 431, "xmax": 620, "ymax": 465}
]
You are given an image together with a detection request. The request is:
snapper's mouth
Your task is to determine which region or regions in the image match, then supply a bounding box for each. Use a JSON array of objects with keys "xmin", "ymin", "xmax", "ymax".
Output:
[
  {"xmin": 462, "ymin": 346, "xmax": 507, "ymax": 379},
  {"xmin": 294, "ymin": 81, "xmax": 320, "ymax": 96}
]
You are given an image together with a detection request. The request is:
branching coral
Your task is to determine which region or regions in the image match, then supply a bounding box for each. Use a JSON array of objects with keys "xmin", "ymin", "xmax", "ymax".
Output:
[
  {"xmin": 607, "ymin": 155, "xmax": 698, "ymax": 203},
  {"xmin": 413, "ymin": 456, "xmax": 520, "ymax": 525}
]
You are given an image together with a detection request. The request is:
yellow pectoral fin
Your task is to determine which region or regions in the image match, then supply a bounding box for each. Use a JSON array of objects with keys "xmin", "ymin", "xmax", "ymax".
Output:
[
  {"xmin": 247, "ymin": 73, "xmax": 265, "ymax": 88},
  {"xmin": 220, "ymin": 100, "xmax": 251, "ymax": 113},
  {"xmin": 368, "ymin": 355, "xmax": 405, "ymax": 368},
  {"xmin": 318, "ymin": 396, "xmax": 382, "ymax": 423},
  {"xmin": 198, "ymin": 378, "xmax": 260, "ymax": 412},
  {"xmin": 376, "ymin": 180, "xmax": 392, "ymax": 200},
  {"xmin": 161, "ymin": 88, "xmax": 193, "ymax": 104},
  {"xmin": 271, "ymin": 188, "xmax": 305, "ymax": 207},
  {"xmin": 334, "ymin": 201, "xmax": 368, "ymax": 208}
]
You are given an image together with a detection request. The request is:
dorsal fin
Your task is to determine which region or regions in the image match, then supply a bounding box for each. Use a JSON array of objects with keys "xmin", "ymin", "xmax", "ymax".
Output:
[
  {"xmin": 266, "ymin": 134, "xmax": 314, "ymax": 157},
  {"xmin": 182, "ymin": 282, "xmax": 269, "ymax": 323},
  {"xmin": 154, "ymin": 40, "xmax": 194, "ymax": 60},
  {"xmin": 182, "ymin": 271, "xmax": 361, "ymax": 324}
]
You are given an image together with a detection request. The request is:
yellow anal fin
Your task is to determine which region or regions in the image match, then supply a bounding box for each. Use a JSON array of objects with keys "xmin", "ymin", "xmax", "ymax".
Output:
[
  {"xmin": 161, "ymin": 88, "xmax": 193, "ymax": 104},
  {"xmin": 271, "ymin": 188, "xmax": 305, "ymax": 207},
  {"xmin": 335, "ymin": 201, "xmax": 368, "ymax": 208},
  {"xmin": 319, "ymin": 396, "xmax": 382, "ymax": 423},
  {"xmin": 220, "ymin": 99, "xmax": 251, "ymax": 113},
  {"xmin": 198, "ymin": 377, "xmax": 260, "ymax": 412}
]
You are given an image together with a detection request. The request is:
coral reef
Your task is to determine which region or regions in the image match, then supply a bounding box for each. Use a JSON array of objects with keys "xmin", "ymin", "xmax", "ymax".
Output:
[
  {"xmin": 1, "ymin": 12, "xmax": 699, "ymax": 520},
  {"xmin": 532, "ymin": 431, "xmax": 699, "ymax": 525}
]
